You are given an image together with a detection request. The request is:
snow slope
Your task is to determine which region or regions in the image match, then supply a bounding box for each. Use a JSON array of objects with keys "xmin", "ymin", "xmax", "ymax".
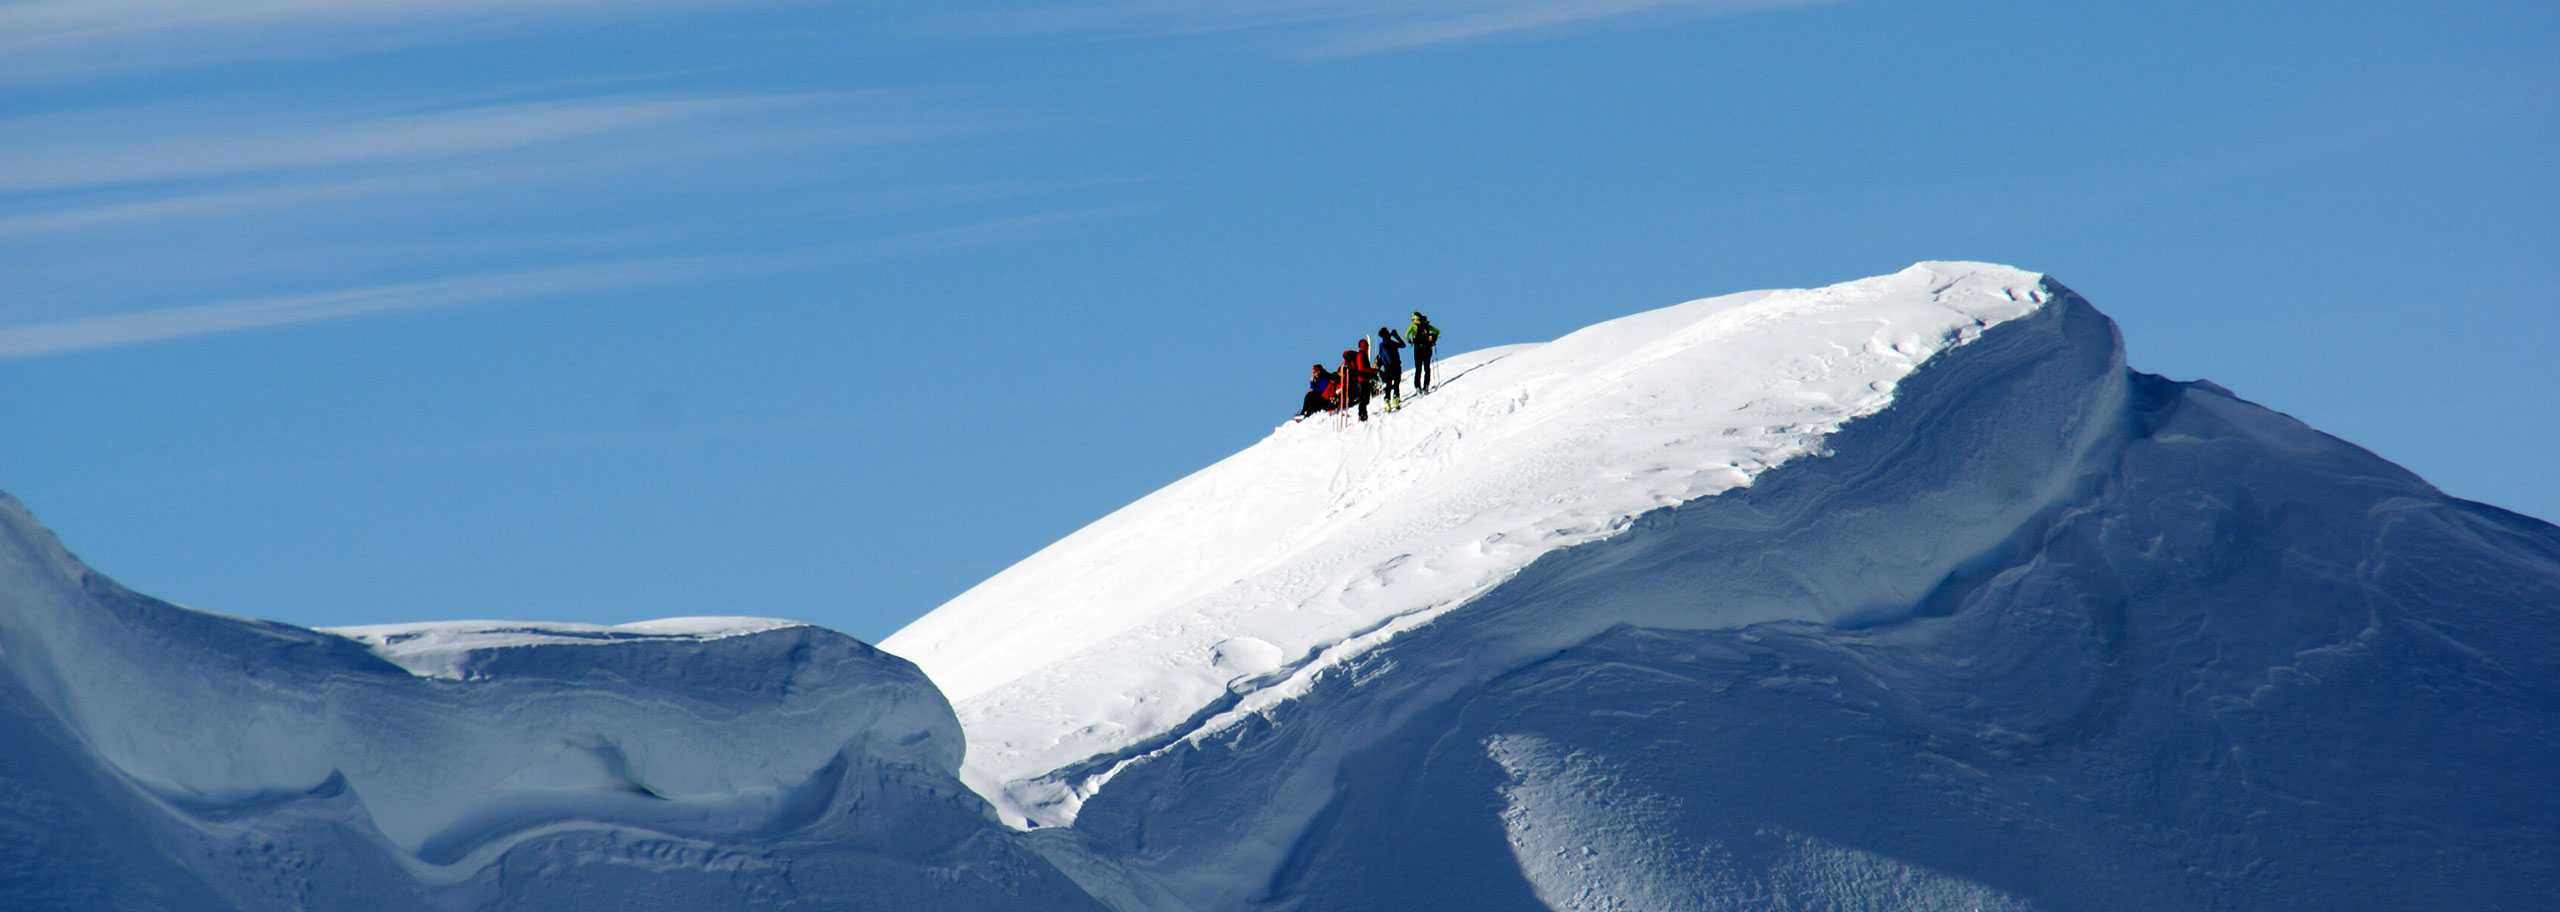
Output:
[
  {"xmin": 891, "ymin": 262, "xmax": 2560, "ymax": 909},
  {"xmin": 885, "ymin": 262, "xmax": 2057, "ymax": 827},
  {"xmin": 0, "ymin": 493, "xmax": 1103, "ymax": 911}
]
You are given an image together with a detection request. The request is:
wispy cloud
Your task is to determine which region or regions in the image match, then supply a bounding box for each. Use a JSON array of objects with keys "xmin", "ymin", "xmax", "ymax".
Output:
[
  {"xmin": 0, "ymin": 96, "xmax": 777, "ymax": 195},
  {"xmin": 944, "ymin": 0, "xmax": 1847, "ymax": 55},
  {"xmin": 0, "ymin": 0, "xmax": 710, "ymax": 55},
  {"xmin": 0, "ymin": 90, "xmax": 1003, "ymax": 240},
  {"xmin": 1324, "ymin": 0, "xmax": 1835, "ymax": 55},
  {"xmin": 0, "ymin": 201, "xmax": 1128, "ymax": 360},
  {"xmin": 0, "ymin": 263, "xmax": 675, "ymax": 360},
  {"xmin": 0, "ymin": 166, "xmax": 558, "ymax": 238}
]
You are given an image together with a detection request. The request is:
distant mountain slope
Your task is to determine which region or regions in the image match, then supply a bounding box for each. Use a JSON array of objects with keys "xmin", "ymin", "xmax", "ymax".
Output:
[
  {"xmin": 894, "ymin": 264, "xmax": 2560, "ymax": 910},
  {"xmin": 0, "ymin": 494, "xmax": 1103, "ymax": 911}
]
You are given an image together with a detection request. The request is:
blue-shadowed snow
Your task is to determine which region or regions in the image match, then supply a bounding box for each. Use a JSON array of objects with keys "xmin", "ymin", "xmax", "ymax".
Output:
[
  {"xmin": 887, "ymin": 261, "xmax": 2558, "ymax": 910},
  {"xmin": 0, "ymin": 493, "xmax": 1104, "ymax": 909},
  {"xmin": 998, "ymin": 266, "xmax": 2560, "ymax": 910},
  {"xmin": 9, "ymin": 259, "xmax": 2556, "ymax": 910}
]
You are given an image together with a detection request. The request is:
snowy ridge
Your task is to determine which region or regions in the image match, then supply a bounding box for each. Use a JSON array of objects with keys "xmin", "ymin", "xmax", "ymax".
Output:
[
  {"xmin": 0, "ymin": 494, "xmax": 1104, "ymax": 909},
  {"xmin": 11, "ymin": 259, "xmax": 2554, "ymax": 910},
  {"xmin": 883, "ymin": 261, "xmax": 2056, "ymax": 826},
  {"xmin": 1018, "ymin": 265, "xmax": 2560, "ymax": 910}
]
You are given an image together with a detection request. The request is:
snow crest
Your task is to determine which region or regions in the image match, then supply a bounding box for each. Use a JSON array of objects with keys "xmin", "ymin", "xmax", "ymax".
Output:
[
  {"xmin": 884, "ymin": 261, "xmax": 2055, "ymax": 826},
  {"xmin": 1022, "ymin": 266, "xmax": 2559, "ymax": 911}
]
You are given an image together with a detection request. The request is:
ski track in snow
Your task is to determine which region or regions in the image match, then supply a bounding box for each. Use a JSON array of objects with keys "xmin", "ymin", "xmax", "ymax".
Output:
[{"xmin": 882, "ymin": 261, "xmax": 2052, "ymax": 827}]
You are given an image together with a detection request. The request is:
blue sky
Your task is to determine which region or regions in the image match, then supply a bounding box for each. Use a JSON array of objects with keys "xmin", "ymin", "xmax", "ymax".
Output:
[{"xmin": 3, "ymin": 0, "xmax": 2553, "ymax": 643}]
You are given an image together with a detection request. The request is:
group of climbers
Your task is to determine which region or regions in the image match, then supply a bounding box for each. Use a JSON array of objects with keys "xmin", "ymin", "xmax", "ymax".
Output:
[{"xmin": 1297, "ymin": 312, "xmax": 1440, "ymax": 422}]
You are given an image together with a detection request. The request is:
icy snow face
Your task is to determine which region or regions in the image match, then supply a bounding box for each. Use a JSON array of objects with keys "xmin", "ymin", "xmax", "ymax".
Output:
[
  {"xmin": 0, "ymin": 495, "xmax": 1106, "ymax": 910},
  {"xmin": 883, "ymin": 261, "xmax": 2055, "ymax": 826}
]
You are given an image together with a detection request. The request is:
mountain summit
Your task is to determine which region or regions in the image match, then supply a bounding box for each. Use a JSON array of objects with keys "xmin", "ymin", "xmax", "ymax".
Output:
[
  {"xmin": 886, "ymin": 262, "xmax": 2065, "ymax": 827},
  {"xmin": 889, "ymin": 261, "xmax": 2560, "ymax": 909},
  {"xmin": 7, "ymin": 263, "xmax": 2557, "ymax": 911}
]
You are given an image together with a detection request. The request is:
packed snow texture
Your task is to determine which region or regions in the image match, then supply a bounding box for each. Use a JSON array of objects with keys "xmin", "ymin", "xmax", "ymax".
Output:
[{"xmin": 8, "ymin": 261, "xmax": 2558, "ymax": 911}]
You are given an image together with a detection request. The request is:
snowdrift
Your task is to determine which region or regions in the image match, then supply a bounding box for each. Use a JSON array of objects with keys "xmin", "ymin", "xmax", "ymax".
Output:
[{"xmin": 0, "ymin": 494, "xmax": 1101, "ymax": 910}]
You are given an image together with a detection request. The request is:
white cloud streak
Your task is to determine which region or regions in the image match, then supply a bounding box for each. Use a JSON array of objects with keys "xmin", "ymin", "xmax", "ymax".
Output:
[
  {"xmin": 0, "ymin": 264, "xmax": 672, "ymax": 360},
  {"xmin": 0, "ymin": 0, "xmax": 714, "ymax": 54},
  {"xmin": 946, "ymin": 0, "xmax": 1850, "ymax": 54},
  {"xmin": 0, "ymin": 166, "xmax": 559, "ymax": 237},
  {"xmin": 1322, "ymin": 0, "xmax": 1839, "ymax": 54},
  {"xmin": 0, "ymin": 90, "xmax": 994, "ymax": 239},
  {"xmin": 0, "ymin": 97, "xmax": 774, "ymax": 195},
  {"xmin": 0, "ymin": 202, "xmax": 1122, "ymax": 360}
]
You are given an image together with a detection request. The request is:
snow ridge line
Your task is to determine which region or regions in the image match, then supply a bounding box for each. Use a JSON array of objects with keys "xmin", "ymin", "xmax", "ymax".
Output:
[
  {"xmin": 901, "ymin": 263, "xmax": 2061, "ymax": 828},
  {"xmin": 1023, "ymin": 283, "xmax": 2100, "ymax": 825}
]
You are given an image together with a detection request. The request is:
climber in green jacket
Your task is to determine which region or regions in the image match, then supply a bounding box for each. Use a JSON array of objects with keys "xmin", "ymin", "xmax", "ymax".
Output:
[{"xmin": 1407, "ymin": 312, "xmax": 1440, "ymax": 393}]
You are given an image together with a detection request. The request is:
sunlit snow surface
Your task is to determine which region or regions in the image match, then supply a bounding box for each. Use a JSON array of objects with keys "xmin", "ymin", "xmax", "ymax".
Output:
[{"xmin": 885, "ymin": 262, "xmax": 2057, "ymax": 826}]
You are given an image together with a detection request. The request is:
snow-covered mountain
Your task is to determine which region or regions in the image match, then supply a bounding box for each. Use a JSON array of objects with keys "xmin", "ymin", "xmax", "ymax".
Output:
[
  {"xmin": 892, "ymin": 262, "xmax": 2560, "ymax": 909},
  {"xmin": 0, "ymin": 494, "xmax": 1102, "ymax": 910},
  {"xmin": 7, "ymin": 262, "xmax": 2556, "ymax": 910},
  {"xmin": 886, "ymin": 264, "xmax": 2060, "ymax": 831}
]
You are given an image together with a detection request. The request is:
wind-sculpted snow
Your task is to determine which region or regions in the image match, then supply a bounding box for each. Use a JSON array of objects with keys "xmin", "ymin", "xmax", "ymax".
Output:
[
  {"xmin": 11, "ymin": 261, "xmax": 2557, "ymax": 910},
  {"xmin": 0, "ymin": 495, "xmax": 1104, "ymax": 911},
  {"xmin": 886, "ymin": 262, "xmax": 2058, "ymax": 827},
  {"xmin": 893, "ymin": 262, "xmax": 2560, "ymax": 909}
]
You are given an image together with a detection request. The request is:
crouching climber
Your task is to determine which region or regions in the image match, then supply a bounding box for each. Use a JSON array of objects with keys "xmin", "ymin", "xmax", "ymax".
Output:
[{"xmin": 1297, "ymin": 364, "xmax": 1339, "ymax": 419}]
